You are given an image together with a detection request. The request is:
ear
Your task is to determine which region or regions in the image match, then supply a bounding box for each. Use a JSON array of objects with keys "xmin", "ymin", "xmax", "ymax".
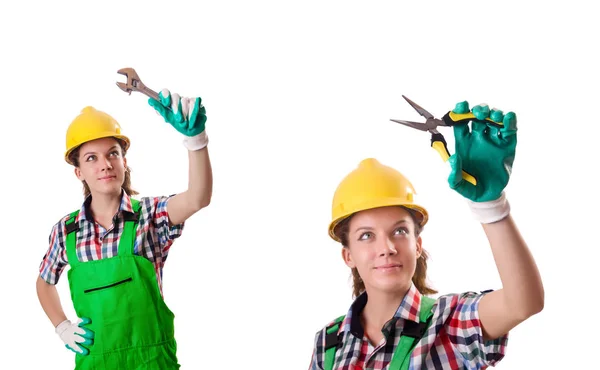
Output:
[
  {"xmin": 74, "ymin": 167, "xmax": 84, "ymax": 181},
  {"xmin": 415, "ymin": 235, "xmax": 423, "ymax": 259},
  {"xmin": 341, "ymin": 247, "xmax": 356, "ymax": 269},
  {"xmin": 123, "ymin": 155, "xmax": 127, "ymax": 168}
]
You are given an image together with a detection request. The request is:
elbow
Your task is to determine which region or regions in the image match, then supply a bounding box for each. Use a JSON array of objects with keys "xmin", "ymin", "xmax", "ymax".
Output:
[
  {"xmin": 530, "ymin": 282, "xmax": 546, "ymax": 315},
  {"xmin": 524, "ymin": 298, "xmax": 544, "ymax": 320},
  {"xmin": 514, "ymin": 289, "xmax": 545, "ymax": 322},
  {"xmin": 189, "ymin": 184, "xmax": 212, "ymax": 211},
  {"xmin": 191, "ymin": 195, "xmax": 211, "ymax": 212},
  {"xmin": 199, "ymin": 195, "xmax": 211, "ymax": 209},
  {"xmin": 185, "ymin": 187, "xmax": 212, "ymax": 212},
  {"xmin": 531, "ymin": 290, "xmax": 545, "ymax": 315}
]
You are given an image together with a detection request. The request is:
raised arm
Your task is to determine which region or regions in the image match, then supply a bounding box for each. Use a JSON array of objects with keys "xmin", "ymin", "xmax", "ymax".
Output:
[
  {"xmin": 148, "ymin": 89, "xmax": 213, "ymax": 225},
  {"xmin": 444, "ymin": 101, "xmax": 544, "ymax": 341}
]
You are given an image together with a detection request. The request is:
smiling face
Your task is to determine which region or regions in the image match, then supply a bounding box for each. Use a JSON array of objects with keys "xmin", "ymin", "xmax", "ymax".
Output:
[
  {"xmin": 73, "ymin": 137, "xmax": 127, "ymax": 197},
  {"xmin": 341, "ymin": 206, "xmax": 422, "ymax": 296}
]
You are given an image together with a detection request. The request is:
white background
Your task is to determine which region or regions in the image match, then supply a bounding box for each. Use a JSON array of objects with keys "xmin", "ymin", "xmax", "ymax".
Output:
[{"xmin": 1, "ymin": 0, "xmax": 598, "ymax": 369}]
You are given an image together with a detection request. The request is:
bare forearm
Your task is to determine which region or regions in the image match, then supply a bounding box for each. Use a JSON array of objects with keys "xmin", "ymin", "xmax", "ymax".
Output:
[
  {"xmin": 166, "ymin": 147, "xmax": 213, "ymax": 225},
  {"xmin": 187, "ymin": 146, "xmax": 213, "ymax": 208},
  {"xmin": 36, "ymin": 276, "xmax": 67, "ymax": 327},
  {"xmin": 483, "ymin": 215, "xmax": 544, "ymax": 319}
]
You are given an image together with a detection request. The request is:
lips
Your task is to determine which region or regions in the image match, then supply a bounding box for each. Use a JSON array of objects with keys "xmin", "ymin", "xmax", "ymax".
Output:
[
  {"xmin": 98, "ymin": 175, "xmax": 116, "ymax": 180},
  {"xmin": 375, "ymin": 263, "xmax": 402, "ymax": 269}
]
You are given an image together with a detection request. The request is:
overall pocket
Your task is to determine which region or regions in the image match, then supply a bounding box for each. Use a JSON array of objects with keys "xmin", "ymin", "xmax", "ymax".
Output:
[{"xmin": 83, "ymin": 277, "xmax": 133, "ymax": 293}]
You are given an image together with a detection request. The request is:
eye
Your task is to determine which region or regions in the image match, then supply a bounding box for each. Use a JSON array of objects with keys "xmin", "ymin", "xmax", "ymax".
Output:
[
  {"xmin": 394, "ymin": 227, "xmax": 409, "ymax": 236},
  {"xmin": 85, "ymin": 155, "xmax": 96, "ymax": 162},
  {"xmin": 358, "ymin": 232, "xmax": 373, "ymax": 241},
  {"xmin": 110, "ymin": 151, "xmax": 120, "ymax": 157}
]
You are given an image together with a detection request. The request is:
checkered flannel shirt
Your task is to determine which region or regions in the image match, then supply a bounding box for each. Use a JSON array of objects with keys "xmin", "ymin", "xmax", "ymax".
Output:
[
  {"xmin": 38, "ymin": 190, "xmax": 184, "ymax": 296},
  {"xmin": 309, "ymin": 284, "xmax": 508, "ymax": 369}
]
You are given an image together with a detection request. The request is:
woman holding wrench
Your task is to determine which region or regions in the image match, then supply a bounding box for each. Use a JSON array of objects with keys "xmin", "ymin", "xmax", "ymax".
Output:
[{"xmin": 36, "ymin": 88, "xmax": 212, "ymax": 369}]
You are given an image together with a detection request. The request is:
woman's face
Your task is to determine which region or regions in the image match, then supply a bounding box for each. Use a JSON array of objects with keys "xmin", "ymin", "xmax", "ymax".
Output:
[
  {"xmin": 342, "ymin": 206, "xmax": 422, "ymax": 296},
  {"xmin": 74, "ymin": 137, "xmax": 127, "ymax": 197}
]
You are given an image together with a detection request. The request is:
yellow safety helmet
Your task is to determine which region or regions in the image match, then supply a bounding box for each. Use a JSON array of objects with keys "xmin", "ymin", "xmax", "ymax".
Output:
[
  {"xmin": 64, "ymin": 106, "xmax": 130, "ymax": 165},
  {"xmin": 328, "ymin": 158, "xmax": 429, "ymax": 242}
]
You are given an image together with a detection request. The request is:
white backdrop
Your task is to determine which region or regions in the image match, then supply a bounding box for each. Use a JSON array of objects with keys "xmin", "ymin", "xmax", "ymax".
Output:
[{"xmin": 1, "ymin": 0, "xmax": 598, "ymax": 369}]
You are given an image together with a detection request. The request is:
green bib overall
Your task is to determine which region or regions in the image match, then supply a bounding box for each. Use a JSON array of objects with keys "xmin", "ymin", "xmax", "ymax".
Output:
[
  {"xmin": 324, "ymin": 295, "xmax": 435, "ymax": 370},
  {"xmin": 64, "ymin": 199, "xmax": 180, "ymax": 369}
]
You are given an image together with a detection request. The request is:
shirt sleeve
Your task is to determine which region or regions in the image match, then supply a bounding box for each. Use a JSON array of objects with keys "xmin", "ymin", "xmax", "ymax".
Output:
[
  {"xmin": 38, "ymin": 222, "xmax": 68, "ymax": 285},
  {"xmin": 308, "ymin": 329, "xmax": 325, "ymax": 370},
  {"xmin": 149, "ymin": 195, "xmax": 184, "ymax": 255},
  {"xmin": 443, "ymin": 291, "xmax": 508, "ymax": 368}
]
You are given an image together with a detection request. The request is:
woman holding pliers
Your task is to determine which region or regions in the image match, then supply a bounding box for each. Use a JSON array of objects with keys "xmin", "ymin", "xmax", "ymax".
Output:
[
  {"xmin": 308, "ymin": 99, "xmax": 544, "ymax": 369},
  {"xmin": 36, "ymin": 88, "xmax": 212, "ymax": 369}
]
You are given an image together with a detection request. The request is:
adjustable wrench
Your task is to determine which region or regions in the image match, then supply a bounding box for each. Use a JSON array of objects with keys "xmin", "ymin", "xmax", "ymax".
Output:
[{"xmin": 116, "ymin": 68, "xmax": 160, "ymax": 101}]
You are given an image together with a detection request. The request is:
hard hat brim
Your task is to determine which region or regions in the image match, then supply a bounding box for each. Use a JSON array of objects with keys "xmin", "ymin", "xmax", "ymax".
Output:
[
  {"xmin": 328, "ymin": 199, "xmax": 429, "ymax": 242},
  {"xmin": 64, "ymin": 133, "xmax": 131, "ymax": 165}
]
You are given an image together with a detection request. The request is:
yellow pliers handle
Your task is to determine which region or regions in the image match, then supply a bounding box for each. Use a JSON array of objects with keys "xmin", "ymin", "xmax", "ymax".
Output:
[
  {"xmin": 442, "ymin": 111, "xmax": 505, "ymax": 127},
  {"xmin": 430, "ymin": 132, "xmax": 477, "ymax": 186},
  {"xmin": 432, "ymin": 111, "xmax": 505, "ymax": 186}
]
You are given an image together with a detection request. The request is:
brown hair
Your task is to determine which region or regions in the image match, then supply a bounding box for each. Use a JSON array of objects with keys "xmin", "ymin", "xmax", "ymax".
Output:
[
  {"xmin": 68, "ymin": 138, "xmax": 139, "ymax": 198},
  {"xmin": 334, "ymin": 207, "xmax": 438, "ymax": 299}
]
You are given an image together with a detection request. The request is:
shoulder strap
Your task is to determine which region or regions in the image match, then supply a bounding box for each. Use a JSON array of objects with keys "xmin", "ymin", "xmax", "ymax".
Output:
[
  {"xmin": 322, "ymin": 297, "xmax": 436, "ymax": 370},
  {"xmin": 323, "ymin": 315, "xmax": 345, "ymax": 370},
  {"xmin": 117, "ymin": 198, "xmax": 141, "ymax": 257},
  {"xmin": 390, "ymin": 295, "xmax": 436, "ymax": 370},
  {"xmin": 65, "ymin": 210, "xmax": 81, "ymax": 268},
  {"xmin": 419, "ymin": 296, "xmax": 436, "ymax": 321},
  {"xmin": 64, "ymin": 199, "xmax": 142, "ymax": 263}
]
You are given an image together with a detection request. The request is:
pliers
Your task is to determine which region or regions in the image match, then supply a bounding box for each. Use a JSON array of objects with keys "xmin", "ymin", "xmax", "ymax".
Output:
[{"xmin": 390, "ymin": 95, "xmax": 503, "ymax": 186}]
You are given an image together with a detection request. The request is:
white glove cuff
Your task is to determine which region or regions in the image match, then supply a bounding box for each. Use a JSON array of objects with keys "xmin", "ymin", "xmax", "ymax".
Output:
[
  {"xmin": 466, "ymin": 191, "xmax": 510, "ymax": 224},
  {"xmin": 183, "ymin": 131, "xmax": 209, "ymax": 151},
  {"xmin": 55, "ymin": 319, "xmax": 71, "ymax": 334}
]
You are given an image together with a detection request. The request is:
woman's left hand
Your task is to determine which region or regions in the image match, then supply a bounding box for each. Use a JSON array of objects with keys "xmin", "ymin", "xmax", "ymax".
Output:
[
  {"xmin": 148, "ymin": 88, "xmax": 207, "ymax": 137},
  {"xmin": 447, "ymin": 101, "xmax": 518, "ymax": 202}
]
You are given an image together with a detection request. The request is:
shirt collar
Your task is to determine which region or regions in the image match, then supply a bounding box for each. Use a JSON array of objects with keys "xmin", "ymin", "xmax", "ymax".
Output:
[
  {"xmin": 79, "ymin": 188, "xmax": 134, "ymax": 222},
  {"xmin": 340, "ymin": 283, "xmax": 423, "ymax": 339}
]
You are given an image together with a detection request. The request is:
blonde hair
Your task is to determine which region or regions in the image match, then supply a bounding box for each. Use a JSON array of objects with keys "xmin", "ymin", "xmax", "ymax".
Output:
[{"xmin": 334, "ymin": 207, "xmax": 437, "ymax": 299}]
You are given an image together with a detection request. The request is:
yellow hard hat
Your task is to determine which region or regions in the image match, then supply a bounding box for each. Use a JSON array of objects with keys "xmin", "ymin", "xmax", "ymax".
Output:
[
  {"xmin": 328, "ymin": 158, "xmax": 429, "ymax": 242},
  {"xmin": 64, "ymin": 106, "xmax": 130, "ymax": 165}
]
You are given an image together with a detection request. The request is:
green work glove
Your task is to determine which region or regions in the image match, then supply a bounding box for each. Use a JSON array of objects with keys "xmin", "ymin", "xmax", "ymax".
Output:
[
  {"xmin": 55, "ymin": 317, "xmax": 94, "ymax": 356},
  {"xmin": 448, "ymin": 101, "xmax": 517, "ymax": 203},
  {"xmin": 148, "ymin": 88, "xmax": 209, "ymax": 150}
]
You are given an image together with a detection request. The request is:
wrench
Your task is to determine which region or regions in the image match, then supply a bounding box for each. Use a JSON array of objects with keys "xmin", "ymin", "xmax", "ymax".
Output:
[{"xmin": 116, "ymin": 67, "xmax": 160, "ymax": 101}]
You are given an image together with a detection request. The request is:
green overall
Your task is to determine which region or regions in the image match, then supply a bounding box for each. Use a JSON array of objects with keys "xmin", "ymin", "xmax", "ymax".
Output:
[
  {"xmin": 65, "ymin": 199, "xmax": 180, "ymax": 369},
  {"xmin": 324, "ymin": 296, "xmax": 435, "ymax": 370}
]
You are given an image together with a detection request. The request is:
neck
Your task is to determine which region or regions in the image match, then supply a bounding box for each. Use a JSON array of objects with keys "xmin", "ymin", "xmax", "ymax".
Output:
[
  {"xmin": 361, "ymin": 286, "xmax": 410, "ymax": 332},
  {"xmin": 89, "ymin": 190, "xmax": 122, "ymax": 220}
]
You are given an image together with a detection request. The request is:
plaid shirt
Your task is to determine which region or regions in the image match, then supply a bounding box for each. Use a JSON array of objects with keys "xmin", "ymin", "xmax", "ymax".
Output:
[
  {"xmin": 38, "ymin": 191, "xmax": 184, "ymax": 296},
  {"xmin": 309, "ymin": 284, "xmax": 508, "ymax": 370}
]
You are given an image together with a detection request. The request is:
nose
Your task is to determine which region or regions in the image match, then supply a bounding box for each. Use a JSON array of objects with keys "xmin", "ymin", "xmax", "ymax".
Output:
[
  {"xmin": 378, "ymin": 237, "xmax": 397, "ymax": 257},
  {"xmin": 100, "ymin": 155, "xmax": 113, "ymax": 170}
]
